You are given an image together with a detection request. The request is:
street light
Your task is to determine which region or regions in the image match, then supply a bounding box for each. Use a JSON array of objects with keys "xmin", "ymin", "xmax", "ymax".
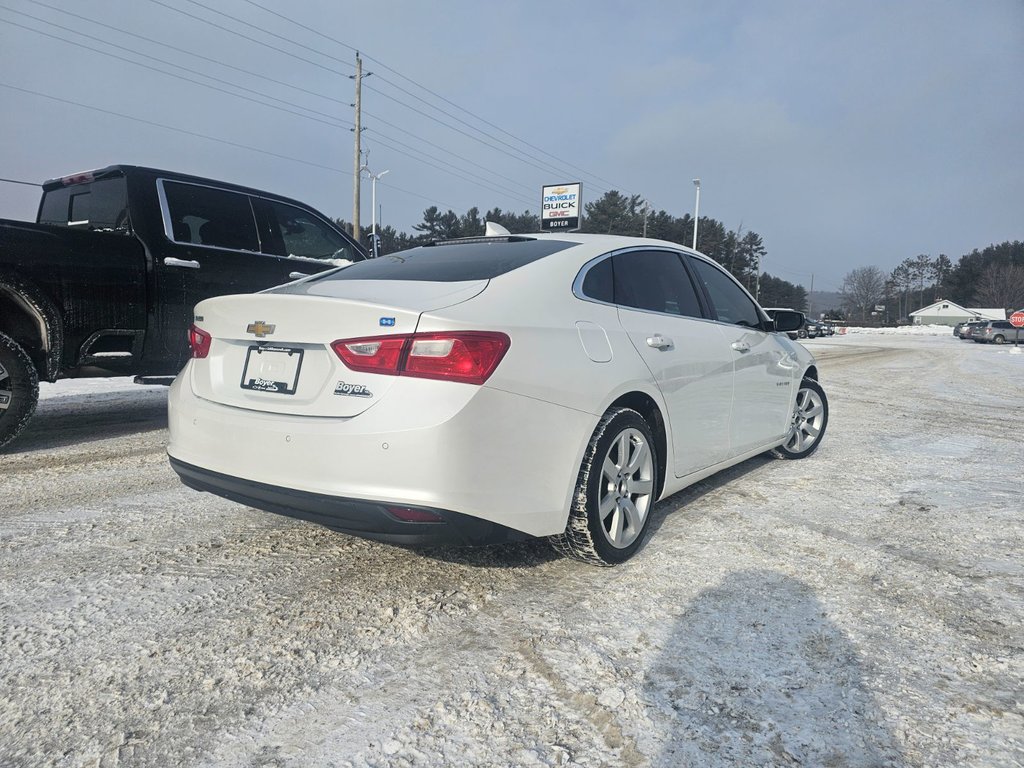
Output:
[
  {"xmin": 691, "ymin": 178, "xmax": 701, "ymax": 251},
  {"xmin": 364, "ymin": 167, "xmax": 389, "ymax": 257}
]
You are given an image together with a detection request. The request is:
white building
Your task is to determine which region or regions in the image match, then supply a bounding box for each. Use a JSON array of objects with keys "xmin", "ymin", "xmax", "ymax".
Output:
[{"xmin": 908, "ymin": 299, "xmax": 1006, "ymax": 326}]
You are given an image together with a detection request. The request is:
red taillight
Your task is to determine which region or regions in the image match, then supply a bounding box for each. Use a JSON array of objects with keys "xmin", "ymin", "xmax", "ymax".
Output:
[
  {"xmin": 188, "ymin": 324, "xmax": 211, "ymax": 359},
  {"xmin": 331, "ymin": 336, "xmax": 407, "ymax": 374},
  {"xmin": 331, "ymin": 331, "xmax": 510, "ymax": 385}
]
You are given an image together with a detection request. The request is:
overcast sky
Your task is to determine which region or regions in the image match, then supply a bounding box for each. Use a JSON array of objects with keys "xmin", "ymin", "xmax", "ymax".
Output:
[{"xmin": 1, "ymin": 0, "xmax": 1021, "ymax": 291}]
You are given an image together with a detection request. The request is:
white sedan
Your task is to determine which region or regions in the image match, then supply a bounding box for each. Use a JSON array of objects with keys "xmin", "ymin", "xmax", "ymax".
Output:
[{"xmin": 167, "ymin": 233, "xmax": 826, "ymax": 565}]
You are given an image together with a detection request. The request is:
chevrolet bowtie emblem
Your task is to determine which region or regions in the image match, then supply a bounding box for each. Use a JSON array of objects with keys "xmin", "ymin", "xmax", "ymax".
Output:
[{"xmin": 246, "ymin": 321, "xmax": 275, "ymax": 337}]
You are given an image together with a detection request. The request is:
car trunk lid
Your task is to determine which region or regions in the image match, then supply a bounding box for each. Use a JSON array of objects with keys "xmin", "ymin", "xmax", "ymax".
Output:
[{"xmin": 188, "ymin": 279, "xmax": 487, "ymax": 417}]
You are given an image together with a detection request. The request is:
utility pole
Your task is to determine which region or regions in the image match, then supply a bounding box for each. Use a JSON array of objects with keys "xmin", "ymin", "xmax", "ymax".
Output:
[
  {"xmin": 349, "ymin": 53, "xmax": 368, "ymax": 245},
  {"xmin": 808, "ymin": 273, "xmax": 815, "ymax": 317},
  {"xmin": 691, "ymin": 179, "xmax": 701, "ymax": 251},
  {"xmin": 755, "ymin": 252, "xmax": 763, "ymax": 301},
  {"xmin": 642, "ymin": 201, "xmax": 649, "ymax": 237}
]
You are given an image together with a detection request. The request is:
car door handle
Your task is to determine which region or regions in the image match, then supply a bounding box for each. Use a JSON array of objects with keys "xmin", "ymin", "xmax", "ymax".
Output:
[
  {"xmin": 646, "ymin": 334, "xmax": 673, "ymax": 350},
  {"xmin": 163, "ymin": 257, "xmax": 200, "ymax": 269},
  {"xmin": 731, "ymin": 341, "xmax": 751, "ymax": 353},
  {"xmin": 288, "ymin": 271, "xmax": 310, "ymax": 280}
]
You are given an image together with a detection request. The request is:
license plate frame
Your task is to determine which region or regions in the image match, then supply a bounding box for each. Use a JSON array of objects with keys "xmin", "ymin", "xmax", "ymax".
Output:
[{"xmin": 240, "ymin": 345, "xmax": 304, "ymax": 395}]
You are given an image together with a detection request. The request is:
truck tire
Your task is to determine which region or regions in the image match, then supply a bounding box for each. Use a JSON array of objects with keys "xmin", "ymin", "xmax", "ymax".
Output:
[{"xmin": 0, "ymin": 332, "xmax": 39, "ymax": 449}]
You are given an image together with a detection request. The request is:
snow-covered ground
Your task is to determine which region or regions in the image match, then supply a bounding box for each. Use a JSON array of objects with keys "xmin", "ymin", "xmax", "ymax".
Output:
[{"xmin": 1, "ymin": 332, "xmax": 1022, "ymax": 767}]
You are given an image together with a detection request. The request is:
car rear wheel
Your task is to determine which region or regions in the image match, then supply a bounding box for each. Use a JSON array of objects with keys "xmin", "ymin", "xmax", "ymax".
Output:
[
  {"xmin": 549, "ymin": 407, "xmax": 658, "ymax": 566},
  {"xmin": 0, "ymin": 332, "xmax": 39, "ymax": 450},
  {"xmin": 771, "ymin": 378, "xmax": 828, "ymax": 460},
  {"xmin": 993, "ymin": 335, "xmax": 1005, "ymax": 344}
]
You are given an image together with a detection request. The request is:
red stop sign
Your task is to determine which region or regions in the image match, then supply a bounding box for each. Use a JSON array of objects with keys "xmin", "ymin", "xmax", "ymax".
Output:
[{"xmin": 1011, "ymin": 311, "xmax": 1024, "ymax": 328}]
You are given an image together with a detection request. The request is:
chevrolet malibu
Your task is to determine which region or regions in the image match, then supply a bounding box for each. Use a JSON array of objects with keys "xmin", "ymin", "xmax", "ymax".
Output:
[{"xmin": 167, "ymin": 234, "xmax": 827, "ymax": 565}]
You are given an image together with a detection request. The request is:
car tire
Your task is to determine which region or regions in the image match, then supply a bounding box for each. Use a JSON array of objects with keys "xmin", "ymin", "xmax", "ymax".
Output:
[
  {"xmin": 993, "ymin": 335, "xmax": 1005, "ymax": 344},
  {"xmin": 771, "ymin": 377, "xmax": 828, "ymax": 460},
  {"xmin": 549, "ymin": 407, "xmax": 658, "ymax": 566},
  {"xmin": 0, "ymin": 332, "xmax": 39, "ymax": 450}
]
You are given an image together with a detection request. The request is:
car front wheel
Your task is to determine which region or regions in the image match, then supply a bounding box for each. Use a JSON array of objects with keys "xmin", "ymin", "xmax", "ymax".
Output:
[
  {"xmin": 549, "ymin": 407, "xmax": 658, "ymax": 566},
  {"xmin": 771, "ymin": 378, "xmax": 828, "ymax": 460},
  {"xmin": 0, "ymin": 332, "xmax": 39, "ymax": 450}
]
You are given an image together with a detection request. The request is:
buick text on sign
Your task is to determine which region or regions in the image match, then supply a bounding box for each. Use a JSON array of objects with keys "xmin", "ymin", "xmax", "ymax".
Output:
[{"xmin": 541, "ymin": 183, "xmax": 582, "ymax": 231}]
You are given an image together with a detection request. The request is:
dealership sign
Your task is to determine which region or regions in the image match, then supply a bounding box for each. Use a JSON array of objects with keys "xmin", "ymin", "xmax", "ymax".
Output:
[{"xmin": 541, "ymin": 183, "xmax": 582, "ymax": 231}]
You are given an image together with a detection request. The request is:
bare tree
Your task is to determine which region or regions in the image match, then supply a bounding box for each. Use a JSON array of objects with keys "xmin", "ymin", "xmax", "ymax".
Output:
[
  {"xmin": 841, "ymin": 266, "xmax": 887, "ymax": 322},
  {"xmin": 973, "ymin": 265, "xmax": 1024, "ymax": 310}
]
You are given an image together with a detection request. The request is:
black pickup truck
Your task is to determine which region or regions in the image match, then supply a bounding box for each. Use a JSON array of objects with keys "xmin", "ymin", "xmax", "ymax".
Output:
[{"xmin": 0, "ymin": 165, "xmax": 366, "ymax": 448}]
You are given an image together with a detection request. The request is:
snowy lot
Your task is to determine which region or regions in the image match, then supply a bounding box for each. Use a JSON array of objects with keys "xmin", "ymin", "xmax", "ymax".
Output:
[{"xmin": 1, "ymin": 331, "xmax": 1022, "ymax": 767}]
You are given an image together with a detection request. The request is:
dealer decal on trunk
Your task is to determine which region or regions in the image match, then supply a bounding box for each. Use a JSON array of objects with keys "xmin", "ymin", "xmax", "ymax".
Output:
[{"xmin": 334, "ymin": 381, "xmax": 373, "ymax": 398}]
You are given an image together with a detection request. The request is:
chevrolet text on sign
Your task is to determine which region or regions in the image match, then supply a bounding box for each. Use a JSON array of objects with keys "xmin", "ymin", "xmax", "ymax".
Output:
[{"xmin": 541, "ymin": 183, "xmax": 582, "ymax": 231}]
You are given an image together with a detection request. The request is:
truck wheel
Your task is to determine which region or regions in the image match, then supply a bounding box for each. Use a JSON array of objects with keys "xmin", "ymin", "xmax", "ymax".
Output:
[{"xmin": 0, "ymin": 333, "xmax": 39, "ymax": 449}]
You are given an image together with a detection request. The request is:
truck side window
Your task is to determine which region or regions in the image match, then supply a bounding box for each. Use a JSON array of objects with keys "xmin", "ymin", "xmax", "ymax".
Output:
[
  {"xmin": 257, "ymin": 198, "xmax": 355, "ymax": 261},
  {"xmin": 162, "ymin": 181, "xmax": 259, "ymax": 252}
]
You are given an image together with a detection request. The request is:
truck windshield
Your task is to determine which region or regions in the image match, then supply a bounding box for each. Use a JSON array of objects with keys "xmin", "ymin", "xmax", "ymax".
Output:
[{"xmin": 39, "ymin": 177, "xmax": 129, "ymax": 232}]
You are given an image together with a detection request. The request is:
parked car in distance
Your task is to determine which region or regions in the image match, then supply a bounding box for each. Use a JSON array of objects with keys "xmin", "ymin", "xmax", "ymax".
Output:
[
  {"xmin": 168, "ymin": 234, "xmax": 826, "ymax": 566},
  {"xmin": 803, "ymin": 319, "xmax": 829, "ymax": 338},
  {"xmin": 973, "ymin": 320, "xmax": 1022, "ymax": 344},
  {"xmin": 958, "ymin": 320, "xmax": 988, "ymax": 340}
]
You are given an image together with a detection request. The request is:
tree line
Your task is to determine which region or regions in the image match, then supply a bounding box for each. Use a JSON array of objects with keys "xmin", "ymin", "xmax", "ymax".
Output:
[
  {"xmin": 840, "ymin": 241, "xmax": 1024, "ymax": 322},
  {"xmin": 338, "ymin": 190, "xmax": 808, "ymax": 310}
]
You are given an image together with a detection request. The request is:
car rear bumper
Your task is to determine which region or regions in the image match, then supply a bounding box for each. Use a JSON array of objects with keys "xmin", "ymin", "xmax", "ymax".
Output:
[
  {"xmin": 166, "ymin": 366, "xmax": 595, "ymax": 538},
  {"xmin": 169, "ymin": 457, "xmax": 529, "ymax": 546}
]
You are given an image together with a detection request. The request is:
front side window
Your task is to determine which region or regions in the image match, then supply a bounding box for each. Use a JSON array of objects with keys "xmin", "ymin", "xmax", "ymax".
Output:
[
  {"xmin": 688, "ymin": 256, "xmax": 763, "ymax": 327},
  {"xmin": 161, "ymin": 181, "xmax": 259, "ymax": 252},
  {"xmin": 611, "ymin": 250, "xmax": 703, "ymax": 318},
  {"xmin": 257, "ymin": 199, "xmax": 355, "ymax": 260}
]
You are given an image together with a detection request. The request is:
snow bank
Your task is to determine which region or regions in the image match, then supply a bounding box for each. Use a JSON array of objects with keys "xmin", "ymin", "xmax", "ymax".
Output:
[{"xmin": 840, "ymin": 324, "xmax": 958, "ymax": 336}]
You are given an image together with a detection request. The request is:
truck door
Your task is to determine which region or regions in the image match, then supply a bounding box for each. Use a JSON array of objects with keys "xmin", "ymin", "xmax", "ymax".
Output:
[{"xmin": 150, "ymin": 180, "xmax": 342, "ymax": 370}]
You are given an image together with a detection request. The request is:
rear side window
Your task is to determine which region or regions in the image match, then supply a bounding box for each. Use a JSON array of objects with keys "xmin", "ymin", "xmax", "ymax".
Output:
[
  {"xmin": 39, "ymin": 177, "xmax": 129, "ymax": 231},
  {"xmin": 580, "ymin": 258, "xmax": 614, "ymax": 303},
  {"xmin": 688, "ymin": 256, "xmax": 763, "ymax": 327},
  {"xmin": 161, "ymin": 180, "xmax": 259, "ymax": 252},
  {"xmin": 612, "ymin": 250, "xmax": 703, "ymax": 318}
]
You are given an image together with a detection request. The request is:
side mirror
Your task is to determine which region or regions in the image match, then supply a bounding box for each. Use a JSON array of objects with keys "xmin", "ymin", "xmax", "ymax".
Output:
[{"xmin": 766, "ymin": 309, "xmax": 805, "ymax": 333}]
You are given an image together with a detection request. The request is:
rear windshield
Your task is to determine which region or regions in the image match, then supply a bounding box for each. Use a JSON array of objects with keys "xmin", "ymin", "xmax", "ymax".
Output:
[
  {"xmin": 38, "ymin": 176, "xmax": 129, "ymax": 231},
  {"xmin": 308, "ymin": 239, "xmax": 573, "ymax": 282}
]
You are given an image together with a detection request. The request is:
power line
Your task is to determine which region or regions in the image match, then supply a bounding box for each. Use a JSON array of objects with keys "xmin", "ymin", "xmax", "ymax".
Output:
[
  {"xmin": 0, "ymin": 15, "xmax": 352, "ymax": 130},
  {"xmin": 27, "ymin": 0, "xmax": 343, "ymax": 109},
  {"xmin": 235, "ymin": 0, "xmax": 625, "ymax": 192},
  {"xmin": 162, "ymin": 0, "xmax": 621, "ymax": 193},
  {"xmin": 364, "ymin": 134, "xmax": 536, "ymax": 207},
  {"xmin": 0, "ymin": 17, "xmax": 541, "ymax": 212},
  {"xmin": 367, "ymin": 127, "xmax": 534, "ymax": 200},
  {"xmin": 144, "ymin": 0, "xmax": 349, "ymax": 78},
  {"xmin": 0, "ymin": 82, "xmax": 350, "ymax": 175},
  {"xmin": 8, "ymin": 4, "xmax": 541, "ymax": 203},
  {"xmin": 0, "ymin": 82, "xmax": 471, "ymax": 215}
]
